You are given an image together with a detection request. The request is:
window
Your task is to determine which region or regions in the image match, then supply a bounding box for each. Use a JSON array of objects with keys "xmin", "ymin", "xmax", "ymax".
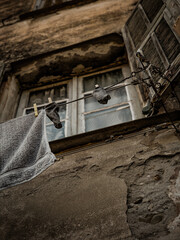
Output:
[
  {"xmin": 23, "ymin": 83, "xmax": 70, "ymax": 141},
  {"xmin": 78, "ymin": 69, "xmax": 132, "ymax": 133},
  {"xmin": 19, "ymin": 66, "xmax": 142, "ymax": 141}
]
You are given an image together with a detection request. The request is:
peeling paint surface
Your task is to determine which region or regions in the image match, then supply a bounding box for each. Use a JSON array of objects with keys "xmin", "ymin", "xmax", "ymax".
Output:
[
  {"xmin": 13, "ymin": 34, "xmax": 126, "ymax": 86},
  {"xmin": 0, "ymin": 0, "xmax": 138, "ymax": 63}
]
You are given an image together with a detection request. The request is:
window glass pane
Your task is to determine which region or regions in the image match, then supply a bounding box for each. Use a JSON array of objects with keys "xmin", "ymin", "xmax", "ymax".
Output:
[
  {"xmin": 28, "ymin": 84, "xmax": 67, "ymax": 107},
  {"xmin": 28, "ymin": 92, "xmax": 44, "ymax": 106},
  {"xmin": 85, "ymin": 106, "xmax": 132, "ymax": 132},
  {"xmin": 58, "ymin": 104, "xmax": 66, "ymax": 119},
  {"xmin": 85, "ymin": 87, "xmax": 128, "ymax": 112},
  {"xmin": 46, "ymin": 121, "xmax": 65, "ymax": 141},
  {"xmin": 83, "ymin": 69, "xmax": 123, "ymax": 92}
]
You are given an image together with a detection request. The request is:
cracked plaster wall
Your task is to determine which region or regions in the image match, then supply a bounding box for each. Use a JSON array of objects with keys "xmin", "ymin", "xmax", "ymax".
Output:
[
  {"xmin": 0, "ymin": 124, "xmax": 180, "ymax": 240},
  {"xmin": 0, "ymin": 0, "xmax": 33, "ymax": 23},
  {"xmin": 0, "ymin": 0, "xmax": 138, "ymax": 63},
  {"xmin": 14, "ymin": 36, "xmax": 125, "ymax": 87}
]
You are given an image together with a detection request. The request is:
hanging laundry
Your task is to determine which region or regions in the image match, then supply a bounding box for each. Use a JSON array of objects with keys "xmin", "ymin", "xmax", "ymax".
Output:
[
  {"xmin": 45, "ymin": 102, "xmax": 62, "ymax": 128},
  {"xmin": 92, "ymin": 84, "xmax": 111, "ymax": 104},
  {"xmin": 0, "ymin": 110, "xmax": 56, "ymax": 191}
]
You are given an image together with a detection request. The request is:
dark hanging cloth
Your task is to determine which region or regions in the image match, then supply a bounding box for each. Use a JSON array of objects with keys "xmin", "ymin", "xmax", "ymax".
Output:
[
  {"xmin": 92, "ymin": 85, "xmax": 111, "ymax": 104},
  {"xmin": 45, "ymin": 102, "xmax": 62, "ymax": 129}
]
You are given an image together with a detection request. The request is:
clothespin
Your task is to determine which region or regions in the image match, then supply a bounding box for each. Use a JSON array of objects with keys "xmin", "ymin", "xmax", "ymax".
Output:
[
  {"xmin": 48, "ymin": 97, "xmax": 53, "ymax": 103},
  {"xmin": 33, "ymin": 103, "xmax": 38, "ymax": 117}
]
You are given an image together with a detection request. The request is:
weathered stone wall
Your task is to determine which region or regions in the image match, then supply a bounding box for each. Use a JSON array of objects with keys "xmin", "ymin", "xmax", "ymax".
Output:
[
  {"xmin": 0, "ymin": 0, "xmax": 138, "ymax": 63},
  {"xmin": 0, "ymin": 75, "xmax": 21, "ymax": 123},
  {"xmin": 0, "ymin": 124, "xmax": 180, "ymax": 240},
  {"xmin": 0, "ymin": 1, "xmax": 179, "ymax": 239},
  {"xmin": 13, "ymin": 33, "xmax": 126, "ymax": 88},
  {"xmin": 0, "ymin": 0, "xmax": 33, "ymax": 23}
]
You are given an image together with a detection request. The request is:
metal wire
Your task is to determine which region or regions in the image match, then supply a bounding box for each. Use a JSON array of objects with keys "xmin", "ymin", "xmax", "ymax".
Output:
[
  {"xmin": 136, "ymin": 53, "xmax": 179, "ymax": 133},
  {"xmin": 41, "ymin": 56, "xmax": 179, "ymax": 134},
  {"xmin": 55, "ymin": 68, "xmax": 149, "ymax": 107}
]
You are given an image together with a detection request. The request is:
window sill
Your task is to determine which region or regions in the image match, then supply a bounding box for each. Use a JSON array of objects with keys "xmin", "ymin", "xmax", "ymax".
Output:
[{"xmin": 49, "ymin": 110, "xmax": 180, "ymax": 154}]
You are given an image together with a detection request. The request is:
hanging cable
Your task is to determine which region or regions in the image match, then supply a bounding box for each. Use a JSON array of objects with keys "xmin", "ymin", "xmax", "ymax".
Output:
[
  {"xmin": 55, "ymin": 68, "xmax": 150, "ymax": 107},
  {"xmin": 39, "ymin": 60, "xmax": 178, "ymax": 132},
  {"xmin": 105, "ymin": 68, "xmax": 146, "ymax": 90},
  {"xmin": 136, "ymin": 52, "xmax": 179, "ymax": 133}
]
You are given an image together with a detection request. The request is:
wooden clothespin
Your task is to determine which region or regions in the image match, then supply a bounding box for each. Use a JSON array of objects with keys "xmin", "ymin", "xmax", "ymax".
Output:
[
  {"xmin": 33, "ymin": 103, "xmax": 38, "ymax": 117},
  {"xmin": 48, "ymin": 97, "xmax": 53, "ymax": 103}
]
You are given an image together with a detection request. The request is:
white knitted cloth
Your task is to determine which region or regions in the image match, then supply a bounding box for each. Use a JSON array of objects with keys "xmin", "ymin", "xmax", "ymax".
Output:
[{"xmin": 0, "ymin": 110, "xmax": 56, "ymax": 190}]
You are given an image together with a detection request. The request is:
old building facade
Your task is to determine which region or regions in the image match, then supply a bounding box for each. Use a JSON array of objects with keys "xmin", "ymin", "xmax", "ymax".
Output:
[{"xmin": 0, "ymin": 0, "xmax": 180, "ymax": 239}]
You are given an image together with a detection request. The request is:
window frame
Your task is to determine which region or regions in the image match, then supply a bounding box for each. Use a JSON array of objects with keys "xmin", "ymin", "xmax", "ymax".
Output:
[
  {"xmin": 77, "ymin": 65, "xmax": 143, "ymax": 134},
  {"xmin": 23, "ymin": 99, "xmax": 69, "ymax": 140},
  {"xmin": 17, "ymin": 80, "xmax": 72, "ymax": 139},
  {"xmin": 17, "ymin": 65, "xmax": 143, "ymax": 141}
]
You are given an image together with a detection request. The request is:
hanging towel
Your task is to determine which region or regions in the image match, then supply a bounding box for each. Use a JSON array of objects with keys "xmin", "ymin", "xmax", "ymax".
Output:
[{"xmin": 0, "ymin": 110, "xmax": 56, "ymax": 191}]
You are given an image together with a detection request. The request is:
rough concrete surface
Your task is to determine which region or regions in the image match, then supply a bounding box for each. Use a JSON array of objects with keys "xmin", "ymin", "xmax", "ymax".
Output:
[
  {"xmin": 14, "ymin": 34, "xmax": 125, "ymax": 87},
  {"xmin": 0, "ymin": 173, "xmax": 130, "ymax": 240},
  {"xmin": 0, "ymin": 0, "xmax": 33, "ymax": 22},
  {"xmin": 0, "ymin": 124, "xmax": 180, "ymax": 239},
  {"xmin": 0, "ymin": 0, "xmax": 138, "ymax": 63}
]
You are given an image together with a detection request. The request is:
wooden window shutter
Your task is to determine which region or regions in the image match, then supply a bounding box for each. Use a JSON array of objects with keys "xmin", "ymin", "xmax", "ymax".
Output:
[
  {"xmin": 122, "ymin": 0, "xmax": 180, "ymax": 102},
  {"xmin": 141, "ymin": 0, "xmax": 164, "ymax": 22},
  {"xmin": 127, "ymin": 8, "xmax": 147, "ymax": 48},
  {"xmin": 123, "ymin": 0, "xmax": 180, "ymax": 72},
  {"xmin": 142, "ymin": 37, "xmax": 164, "ymax": 71},
  {"xmin": 155, "ymin": 18, "xmax": 180, "ymax": 64},
  {"xmin": 142, "ymin": 37, "xmax": 165, "ymax": 82}
]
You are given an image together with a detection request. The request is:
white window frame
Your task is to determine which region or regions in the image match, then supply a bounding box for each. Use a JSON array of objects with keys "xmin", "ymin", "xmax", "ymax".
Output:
[
  {"xmin": 23, "ymin": 99, "xmax": 69, "ymax": 139},
  {"xmin": 18, "ymin": 80, "xmax": 72, "ymax": 139},
  {"xmin": 17, "ymin": 65, "xmax": 143, "ymax": 141},
  {"xmin": 77, "ymin": 65, "xmax": 143, "ymax": 133}
]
